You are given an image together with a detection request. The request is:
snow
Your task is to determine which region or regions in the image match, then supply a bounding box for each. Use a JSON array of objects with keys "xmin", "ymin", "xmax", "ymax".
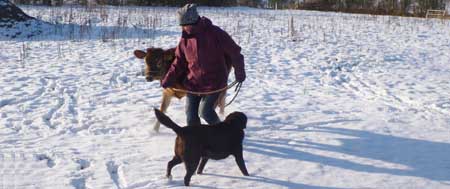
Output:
[{"xmin": 1, "ymin": 5, "xmax": 450, "ymax": 189}]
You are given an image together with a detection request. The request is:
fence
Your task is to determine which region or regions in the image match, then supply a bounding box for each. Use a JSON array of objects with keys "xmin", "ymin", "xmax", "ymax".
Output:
[{"xmin": 425, "ymin": 9, "xmax": 446, "ymax": 18}]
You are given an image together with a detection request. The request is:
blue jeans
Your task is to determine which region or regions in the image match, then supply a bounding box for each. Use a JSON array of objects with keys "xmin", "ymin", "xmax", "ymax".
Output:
[{"xmin": 186, "ymin": 92, "xmax": 221, "ymax": 125}]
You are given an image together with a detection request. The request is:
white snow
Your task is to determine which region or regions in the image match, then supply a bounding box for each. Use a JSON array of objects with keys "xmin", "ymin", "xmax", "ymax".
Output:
[{"xmin": 1, "ymin": 6, "xmax": 450, "ymax": 189}]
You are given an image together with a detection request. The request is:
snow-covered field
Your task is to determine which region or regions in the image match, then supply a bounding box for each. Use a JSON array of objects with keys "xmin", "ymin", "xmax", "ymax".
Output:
[{"xmin": 1, "ymin": 6, "xmax": 450, "ymax": 189}]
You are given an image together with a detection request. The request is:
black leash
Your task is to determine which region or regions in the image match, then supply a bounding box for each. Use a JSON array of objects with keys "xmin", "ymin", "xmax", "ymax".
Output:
[{"xmin": 225, "ymin": 82, "xmax": 242, "ymax": 107}]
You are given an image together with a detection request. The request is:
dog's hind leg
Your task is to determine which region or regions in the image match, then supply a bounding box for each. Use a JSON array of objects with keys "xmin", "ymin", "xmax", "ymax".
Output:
[
  {"xmin": 233, "ymin": 150, "xmax": 249, "ymax": 176},
  {"xmin": 154, "ymin": 93, "xmax": 172, "ymax": 132},
  {"xmin": 166, "ymin": 155, "xmax": 182, "ymax": 179},
  {"xmin": 183, "ymin": 156, "xmax": 201, "ymax": 186},
  {"xmin": 196, "ymin": 157, "xmax": 209, "ymax": 174}
]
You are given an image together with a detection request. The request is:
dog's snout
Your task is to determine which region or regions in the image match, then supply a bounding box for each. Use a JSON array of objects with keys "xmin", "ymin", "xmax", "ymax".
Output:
[{"xmin": 145, "ymin": 76, "xmax": 153, "ymax": 82}]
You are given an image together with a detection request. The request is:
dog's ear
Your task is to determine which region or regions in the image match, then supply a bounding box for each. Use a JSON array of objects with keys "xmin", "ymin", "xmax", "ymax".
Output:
[
  {"xmin": 225, "ymin": 112, "xmax": 247, "ymax": 129},
  {"xmin": 134, "ymin": 50, "xmax": 146, "ymax": 59}
]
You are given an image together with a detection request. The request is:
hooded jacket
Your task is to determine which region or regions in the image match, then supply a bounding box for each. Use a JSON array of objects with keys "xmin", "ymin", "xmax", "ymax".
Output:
[{"xmin": 161, "ymin": 17, "xmax": 246, "ymax": 92}]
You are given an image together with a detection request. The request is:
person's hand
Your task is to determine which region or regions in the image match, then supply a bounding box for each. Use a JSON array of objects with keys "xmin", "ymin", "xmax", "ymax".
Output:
[{"xmin": 236, "ymin": 75, "xmax": 245, "ymax": 83}]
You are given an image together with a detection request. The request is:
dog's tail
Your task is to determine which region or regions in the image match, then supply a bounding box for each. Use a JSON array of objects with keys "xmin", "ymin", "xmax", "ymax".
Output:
[{"xmin": 154, "ymin": 108, "xmax": 182, "ymax": 135}]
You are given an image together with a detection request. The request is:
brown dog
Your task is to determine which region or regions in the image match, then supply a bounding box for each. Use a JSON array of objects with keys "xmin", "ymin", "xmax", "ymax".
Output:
[
  {"xmin": 154, "ymin": 108, "xmax": 249, "ymax": 186},
  {"xmin": 134, "ymin": 48, "xmax": 228, "ymax": 132}
]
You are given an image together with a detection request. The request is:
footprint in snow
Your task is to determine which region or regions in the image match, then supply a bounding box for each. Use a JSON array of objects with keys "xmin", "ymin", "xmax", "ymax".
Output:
[
  {"xmin": 35, "ymin": 154, "xmax": 55, "ymax": 168},
  {"xmin": 75, "ymin": 158, "xmax": 90, "ymax": 170},
  {"xmin": 70, "ymin": 178, "xmax": 86, "ymax": 189}
]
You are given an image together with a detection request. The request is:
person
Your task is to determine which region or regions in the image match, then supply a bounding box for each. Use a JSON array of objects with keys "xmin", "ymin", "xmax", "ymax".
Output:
[{"xmin": 161, "ymin": 4, "xmax": 246, "ymax": 126}]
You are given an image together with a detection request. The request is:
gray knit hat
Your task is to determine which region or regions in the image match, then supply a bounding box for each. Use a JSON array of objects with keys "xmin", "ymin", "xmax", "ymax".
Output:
[{"xmin": 177, "ymin": 4, "xmax": 200, "ymax": 26}]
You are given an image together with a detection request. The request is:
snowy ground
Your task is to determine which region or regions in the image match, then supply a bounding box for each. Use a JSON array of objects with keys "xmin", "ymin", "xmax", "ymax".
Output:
[{"xmin": 1, "ymin": 6, "xmax": 450, "ymax": 189}]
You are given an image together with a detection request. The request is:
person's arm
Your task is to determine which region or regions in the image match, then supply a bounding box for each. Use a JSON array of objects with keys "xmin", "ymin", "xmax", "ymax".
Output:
[
  {"xmin": 161, "ymin": 42, "xmax": 187, "ymax": 88},
  {"xmin": 217, "ymin": 29, "xmax": 246, "ymax": 82}
]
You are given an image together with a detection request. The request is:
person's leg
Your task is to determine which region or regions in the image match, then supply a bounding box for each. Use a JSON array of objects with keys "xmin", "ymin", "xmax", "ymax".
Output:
[
  {"xmin": 199, "ymin": 92, "xmax": 221, "ymax": 125},
  {"xmin": 186, "ymin": 94, "xmax": 202, "ymax": 125}
]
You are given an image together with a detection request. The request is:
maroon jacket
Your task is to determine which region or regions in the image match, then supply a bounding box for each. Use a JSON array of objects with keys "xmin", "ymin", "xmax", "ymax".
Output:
[{"xmin": 161, "ymin": 17, "xmax": 245, "ymax": 92}]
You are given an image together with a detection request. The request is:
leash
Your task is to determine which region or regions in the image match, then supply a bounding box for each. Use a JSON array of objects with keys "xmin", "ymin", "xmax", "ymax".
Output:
[
  {"xmin": 171, "ymin": 80, "xmax": 238, "ymax": 95},
  {"xmin": 171, "ymin": 80, "xmax": 241, "ymax": 107},
  {"xmin": 225, "ymin": 82, "xmax": 242, "ymax": 107}
]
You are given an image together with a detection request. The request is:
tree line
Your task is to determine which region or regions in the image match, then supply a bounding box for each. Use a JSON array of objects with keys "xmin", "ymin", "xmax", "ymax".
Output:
[
  {"xmin": 10, "ymin": 0, "xmax": 448, "ymax": 16},
  {"xmin": 270, "ymin": 0, "xmax": 448, "ymax": 16},
  {"xmin": 11, "ymin": 0, "xmax": 254, "ymax": 6}
]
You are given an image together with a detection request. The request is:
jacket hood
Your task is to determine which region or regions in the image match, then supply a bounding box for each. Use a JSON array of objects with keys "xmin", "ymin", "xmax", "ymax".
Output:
[
  {"xmin": 182, "ymin": 17, "xmax": 212, "ymax": 38},
  {"xmin": 198, "ymin": 16, "xmax": 212, "ymax": 28}
]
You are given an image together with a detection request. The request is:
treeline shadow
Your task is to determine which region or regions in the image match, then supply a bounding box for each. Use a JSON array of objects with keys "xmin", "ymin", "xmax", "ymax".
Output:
[
  {"xmin": 245, "ymin": 126, "xmax": 450, "ymax": 183},
  {"xmin": 0, "ymin": 21, "xmax": 179, "ymax": 42}
]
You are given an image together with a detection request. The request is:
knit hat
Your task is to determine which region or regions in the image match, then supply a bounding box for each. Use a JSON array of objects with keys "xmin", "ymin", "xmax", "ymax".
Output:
[{"xmin": 177, "ymin": 4, "xmax": 200, "ymax": 26}]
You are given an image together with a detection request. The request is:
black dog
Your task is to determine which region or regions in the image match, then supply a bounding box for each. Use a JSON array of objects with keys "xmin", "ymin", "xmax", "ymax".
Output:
[{"xmin": 154, "ymin": 108, "xmax": 249, "ymax": 186}]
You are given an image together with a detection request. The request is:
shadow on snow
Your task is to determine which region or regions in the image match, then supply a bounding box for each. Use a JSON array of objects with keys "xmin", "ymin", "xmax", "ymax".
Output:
[
  {"xmin": 0, "ymin": 22, "xmax": 179, "ymax": 42},
  {"xmin": 246, "ymin": 126, "xmax": 450, "ymax": 183}
]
